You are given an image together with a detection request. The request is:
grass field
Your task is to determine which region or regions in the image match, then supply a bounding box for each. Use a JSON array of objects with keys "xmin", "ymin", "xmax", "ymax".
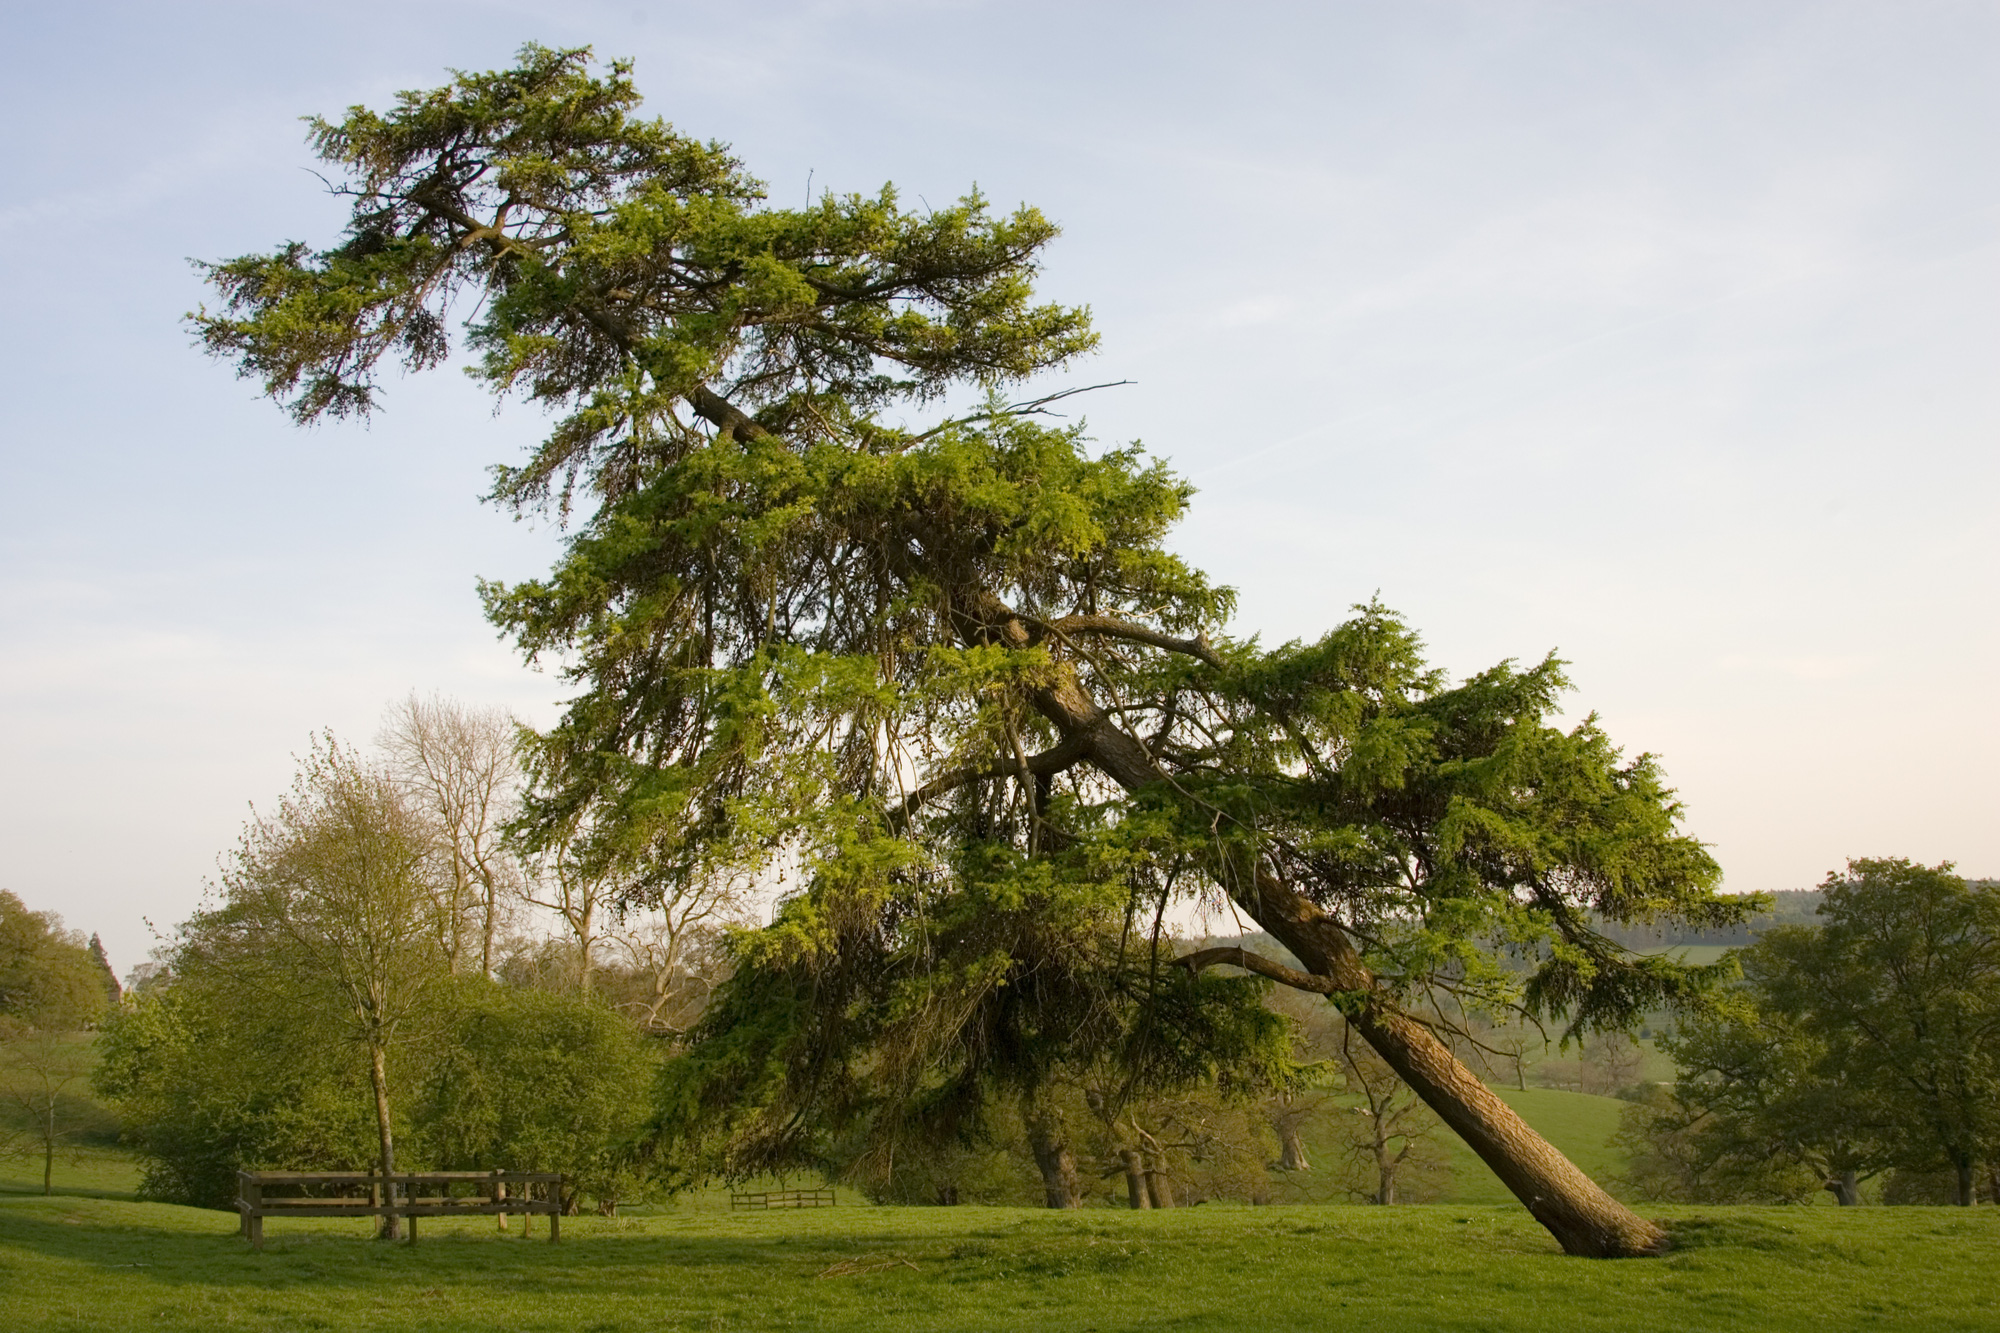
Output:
[
  {"xmin": 3, "ymin": 1193, "xmax": 1996, "ymax": 1332},
  {"xmin": 0, "ymin": 1147, "xmax": 142, "ymax": 1200},
  {"xmin": 1440, "ymin": 1088, "xmax": 1629, "ymax": 1204}
]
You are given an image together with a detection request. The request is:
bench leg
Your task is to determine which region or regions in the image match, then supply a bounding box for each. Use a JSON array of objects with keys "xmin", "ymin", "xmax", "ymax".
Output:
[{"xmin": 249, "ymin": 1214, "xmax": 263, "ymax": 1252}]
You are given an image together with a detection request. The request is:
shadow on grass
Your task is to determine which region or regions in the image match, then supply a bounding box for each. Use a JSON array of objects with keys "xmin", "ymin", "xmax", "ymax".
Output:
[
  {"xmin": 0, "ymin": 1183, "xmax": 140, "ymax": 1200},
  {"xmin": 0, "ymin": 1199, "xmax": 987, "ymax": 1298}
]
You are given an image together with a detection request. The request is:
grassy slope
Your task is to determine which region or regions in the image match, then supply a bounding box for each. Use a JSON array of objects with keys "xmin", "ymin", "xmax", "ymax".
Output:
[
  {"xmin": 1287, "ymin": 1085, "xmax": 1635, "ymax": 1205},
  {"xmin": 1442, "ymin": 1088, "xmax": 1630, "ymax": 1204},
  {"xmin": 4, "ymin": 1195, "xmax": 1997, "ymax": 1332},
  {"xmin": 0, "ymin": 1148, "xmax": 142, "ymax": 1199}
]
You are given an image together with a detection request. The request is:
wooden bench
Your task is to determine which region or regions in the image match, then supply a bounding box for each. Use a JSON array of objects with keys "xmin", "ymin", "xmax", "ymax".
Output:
[
  {"xmin": 729, "ymin": 1187, "xmax": 836, "ymax": 1210},
  {"xmin": 237, "ymin": 1170, "xmax": 563, "ymax": 1248}
]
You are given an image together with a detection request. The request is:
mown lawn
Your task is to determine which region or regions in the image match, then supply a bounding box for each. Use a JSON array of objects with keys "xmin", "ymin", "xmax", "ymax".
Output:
[{"xmin": 2, "ymin": 1193, "xmax": 1995, "ymax": 1332}]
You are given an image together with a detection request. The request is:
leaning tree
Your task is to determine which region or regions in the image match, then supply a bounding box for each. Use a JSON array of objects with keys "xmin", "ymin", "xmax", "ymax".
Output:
[{"xmin": 194, "ymin": 44, "xmax": 1752, "ymax": 1256}]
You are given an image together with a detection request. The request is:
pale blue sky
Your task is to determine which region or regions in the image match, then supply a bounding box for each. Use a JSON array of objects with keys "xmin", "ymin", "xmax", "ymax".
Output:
[{"xmin": 3, "ymin": 1, "xmax": 1995, "ymax": 973}]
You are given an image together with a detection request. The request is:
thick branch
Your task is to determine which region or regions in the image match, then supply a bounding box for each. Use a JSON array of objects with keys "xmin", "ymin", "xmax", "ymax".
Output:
[
  {"xmin": 687, "ymin": 384, "xmax": 767, "ymax": 442},
  {"xmin": 886, "ymin": 732, "xmax": 1090, "ymax": 832},
  {"xmin": 1177, "ymin": 946, "xmax": 1343, "ymax": 996},
  {"xmin": 1044, "ymin": 614, "xmax": 1223, "ymax": 668}
]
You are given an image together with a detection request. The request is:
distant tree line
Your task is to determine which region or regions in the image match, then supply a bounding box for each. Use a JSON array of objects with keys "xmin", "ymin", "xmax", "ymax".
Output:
[
  {"xmin": 0, "ymin": 891, "xmax": 123, "ymax": 1191},
  {"xmin": 1594, "ymin": 890, "xmax": 1826, "ymax": 950}
]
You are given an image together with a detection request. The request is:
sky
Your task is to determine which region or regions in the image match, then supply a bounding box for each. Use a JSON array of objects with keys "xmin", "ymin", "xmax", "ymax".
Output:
[{"xmin": 1, "ymin": 1, "xmax": 1995, "ymax": 977}]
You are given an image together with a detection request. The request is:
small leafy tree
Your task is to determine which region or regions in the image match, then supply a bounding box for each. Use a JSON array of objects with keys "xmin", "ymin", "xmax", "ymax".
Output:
[
  {"xmin": 1659, "ymin": 955, "xmax": 1894, "ymax": 1205},
  {"xmin": 93, "ymin": 975, "xmax": 379, "ymax": 1208},
  {"xmin": 193, "ymin": 735, "xmax": 449, "ymax": 1237},
  {"xmin": 1627, "ymin": 860, "xmax": 2000, "ymax": 1207},
  {"xmin": 1753, "ymin": 859, "xmax": 1999, "ymax": 1206}
]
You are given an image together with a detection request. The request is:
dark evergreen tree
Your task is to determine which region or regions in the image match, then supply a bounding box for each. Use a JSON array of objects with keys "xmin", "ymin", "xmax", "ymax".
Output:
[{"xmin": 194, "ymin": 44, "xmax": 1750, "ymax": 1256}]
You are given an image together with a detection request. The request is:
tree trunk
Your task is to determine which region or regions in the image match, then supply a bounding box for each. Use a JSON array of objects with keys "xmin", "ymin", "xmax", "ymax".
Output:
[
  {"xmin": 1144, "ymin": 1157, "xmax": 1176, "ymax": 1208},
  {"xmin": 968, "ymin": 587, "xmax": 1671, "ymax": 1257},
  {"xmin": 368, "ymin": 1041, "xmax": 401, "ymax": 1241},
  {"xmin": 1277, "ymin": 1121, "xmax": 1311, "ymax": 1172},
  {"xmin": 1120, "ymin": 1149, "xmax": 1151, "ymax": 1209},
  {"xmin": 1954, "ymin": 1158, "xmax": 1974, "ymax": 1207},
  {"xmin": 1824, "ymin": 1170, "xmax": 1860, "ymax": 1206},
  {"xmin": 1022, "ymin": 1095, "xmax": 1080, "ymax": 1208},
  {"xmin": 1328, "ymin": 935, "xmax": 1664, "ymax": 1254},
  {"xmin": 482, "ymin": 879, "xmax": 499, "ymax": 979}
]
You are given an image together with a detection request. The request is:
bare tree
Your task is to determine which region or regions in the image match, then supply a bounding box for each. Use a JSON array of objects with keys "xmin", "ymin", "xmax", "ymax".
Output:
[
  {"xmin": 0, "ymin": 1030, "xmax": 96, "ymax": 1194},
  {"xmin": 379, "ymin": 694, "xmax": 521, "ymax": 976},
  {"xmin": 1337, "ymin": 1019, "xmax": 1448, "ymax": 1205},
  {"xmin": 520, "ymin": 841, "xmax": 613, "ymax": 996},
  {"xmin": 599, "ymin": 880, "xmax": 750, "ymax": 1037}
]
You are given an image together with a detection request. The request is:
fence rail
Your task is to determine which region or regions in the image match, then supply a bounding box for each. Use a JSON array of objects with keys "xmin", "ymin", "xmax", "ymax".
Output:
[
  {"xmin": 236, "ymin": 1170, "xmax": 562, "ymax": 1248},
  {"xmin": 730, "ymin": 1188, "xmax": 837, "ymax": 1210}
]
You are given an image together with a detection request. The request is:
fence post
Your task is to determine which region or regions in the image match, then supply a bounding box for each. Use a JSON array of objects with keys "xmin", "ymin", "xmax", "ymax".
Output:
[{"xmin": 242, "ymin": 1174, "xmax": 264, "ymax": 1251}]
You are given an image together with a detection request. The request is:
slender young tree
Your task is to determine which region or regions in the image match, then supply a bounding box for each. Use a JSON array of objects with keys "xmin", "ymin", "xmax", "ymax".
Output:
[
  {"xmin": 195, "ymin": 735, "xmax": 448, "ymax": 1239},
  {"xmin": 0, "ymin": 1031, "xmax": 97, "ymax": 1194},
  {"xmin": 194, "ymin": 44, "xmax": 1750, "ymax": 1256}
]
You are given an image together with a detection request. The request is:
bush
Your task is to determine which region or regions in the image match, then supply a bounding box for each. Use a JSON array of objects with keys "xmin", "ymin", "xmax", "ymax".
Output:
[{"xmin": 96, "ymin": 976, "xmax": 661, "ymax": 1212}]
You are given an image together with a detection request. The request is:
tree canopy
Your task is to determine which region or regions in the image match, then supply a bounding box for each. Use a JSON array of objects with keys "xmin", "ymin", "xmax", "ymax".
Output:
[
  {"xmin": 0, "ymin": 891, "xmax": 108, "ymax": 1034},
  {"xmin": 195, "ymin": 43, "xmax": 1750, "ymax": 1257}
]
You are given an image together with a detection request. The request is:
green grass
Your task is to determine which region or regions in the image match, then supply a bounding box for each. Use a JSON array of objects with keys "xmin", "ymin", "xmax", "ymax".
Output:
[
  {"xmin": 1443, "ymin": 1088, "xmax": 1630, "ymax": 1204},
  {"xmin": 3, "ymin": 1194, "xmax": 1996, "ymax": 1331},
  {"xmin": 0, "ymin": 1146, "xmax": 143, "ymax": 1199}
]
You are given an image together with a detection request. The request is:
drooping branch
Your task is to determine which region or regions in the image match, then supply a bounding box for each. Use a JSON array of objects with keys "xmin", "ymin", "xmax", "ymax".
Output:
[{"xmin": 1177, "ymin": 946, "xmax": 1344, "ymax": 996}]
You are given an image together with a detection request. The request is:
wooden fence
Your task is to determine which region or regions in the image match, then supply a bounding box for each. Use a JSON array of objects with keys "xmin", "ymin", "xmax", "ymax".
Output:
[
  {"xmin": 729, "ymin": 1187, "xmax": 837, "ymax": 1210},
  {"xmin": 236, "ymin": 1170, "xmax": 563, "ymax": 1249}
]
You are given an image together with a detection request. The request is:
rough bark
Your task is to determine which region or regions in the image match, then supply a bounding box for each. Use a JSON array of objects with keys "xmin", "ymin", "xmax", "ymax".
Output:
[
  {"xmin": 1144, "ymin": 1156, "xmax": 1176, "ymax": 1208},
  {"xmin": 1276, "ymin": 1119, "xmax": 1311, "ymax": 1172},
  {"xmin": 1120, "ymin": 1149, "xmax": 1151, "ymax": 1209},
  {"xmin": 1374, "ymin": 1151, "xmax": 1397, "ymax": 1206},
  {"xmin": 1023, "ymin": 1094, "xmax": 1081, "ymax": 1209},
  {"xmin": 368, "ymin": 1041, "xmax": 401, "ymax": 1241},
  {"xmin": 1824, "ymin": 1170, "xmax": 1860, "ymax": 1206},
  {"xmin": 956, "ymin": 588, "xmax": 1670, "ymax": 1257}
]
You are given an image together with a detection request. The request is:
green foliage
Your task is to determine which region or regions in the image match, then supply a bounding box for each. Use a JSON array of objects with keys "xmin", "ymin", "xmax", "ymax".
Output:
[
  {"xmin": 199, "ymin": 46, "xmax": 1747, "ymax": 1204},
  {"xmin": 92, "ymin": 979, "xmax": 379, "ymax": 1209},
  {"xmin": 1638, "ymin": 859, "xmax": 2000, "ymax": 1205},
  {"xmin": 416, "ymin": 982, "xmax": 659, "ymax": 1208},
  {"xmin": 96, "ymin": 974, "xmax": 662, "ymax": 1212},
  {"xmin": 0, "ymin": 892, "xmax": 108, "ymax": 1034}
]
